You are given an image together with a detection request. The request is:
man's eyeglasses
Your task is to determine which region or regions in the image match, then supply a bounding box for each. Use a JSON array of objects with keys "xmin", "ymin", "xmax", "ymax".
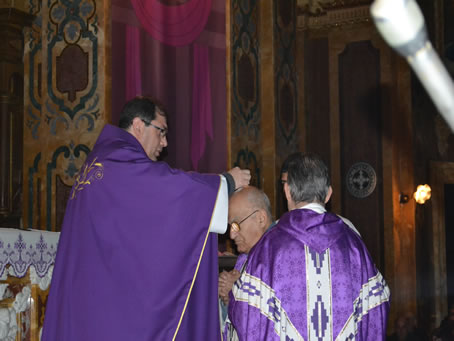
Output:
[
  {"xmin": 142, "ymin": 119, "xmax": 168, "ymax": 138},
  {"xmin": 229, "ymin": 210, "xmax": 259, "ymax": 233}
]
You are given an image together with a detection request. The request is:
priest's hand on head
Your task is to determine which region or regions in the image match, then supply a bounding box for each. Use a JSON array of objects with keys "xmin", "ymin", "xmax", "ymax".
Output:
[
  {"xmin": 218, "ymin": 270, "xmax": 241, "ymax": 306},
  {"xmin": 228, "ymin": 167, "xmax": 251, "ymax": 190}
]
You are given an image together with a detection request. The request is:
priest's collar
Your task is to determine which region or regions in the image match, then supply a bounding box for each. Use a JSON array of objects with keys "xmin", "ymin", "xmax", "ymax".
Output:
[{"xmin": 296, "ymin": 202, "xmax": 326, "ymax": 214}]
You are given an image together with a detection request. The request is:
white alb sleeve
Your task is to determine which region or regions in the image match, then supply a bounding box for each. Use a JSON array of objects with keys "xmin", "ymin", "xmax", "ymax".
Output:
[{"xmin": 209, "ymin": 176, "xmax": 228, "ymax": 234}]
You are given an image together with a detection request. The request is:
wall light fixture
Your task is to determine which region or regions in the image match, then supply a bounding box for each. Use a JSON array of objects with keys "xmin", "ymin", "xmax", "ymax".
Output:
[{"xmin": 414, "ymin": 184, "xmax": 431, "ymax": 204}]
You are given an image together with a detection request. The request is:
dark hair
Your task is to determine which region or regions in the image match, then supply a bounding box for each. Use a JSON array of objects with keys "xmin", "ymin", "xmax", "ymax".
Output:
[
  {"xmin": 118, "ymin": 96, "xmax": 167, "ymax": 130},
  {"xmin": 286, "ymin": 153, "xmax": 331, "ymax": 204},
  {"xmin": 281, "ymin": 152, "xmax": 301, "ymax": 176}
]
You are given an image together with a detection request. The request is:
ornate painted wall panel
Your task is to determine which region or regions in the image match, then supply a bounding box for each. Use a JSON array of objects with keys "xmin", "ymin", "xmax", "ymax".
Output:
[
  {"xmin": 230, "ymin": 0, "xmax": 261, "ymax": 188},
  {"xmin": 274, "ymin": 0, "xmax": 299, "ymax": 217},
  {"xmin": 228, "ymin": 0, "xmax": 298, "ymax": 216},
  {"xmin": 23, "ymin": 0, "xmax": 110, "ymax": 231},
  {"xmin": 274, "ymin": 0, "xmax": 298, "ymax": 151}
]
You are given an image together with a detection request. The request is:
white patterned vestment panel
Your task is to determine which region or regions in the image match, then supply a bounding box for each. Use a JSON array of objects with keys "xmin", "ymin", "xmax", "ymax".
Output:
[
  {"xmin": 305, "ymin": 245, "xmax": 332, "ymax": 341},
  {"xmin": 232, "ymin": 272, "xmax": 305, "ymax": 341}
]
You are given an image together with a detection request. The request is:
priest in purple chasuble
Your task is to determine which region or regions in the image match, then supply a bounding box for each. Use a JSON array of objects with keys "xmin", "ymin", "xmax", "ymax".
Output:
[
  {"xmin": 42, "ymin": 97, "xmax": 251, "ymax": 341},
  {"xmin": 226, "ymin": 153, "xmax": 390, "ymax": 341}
]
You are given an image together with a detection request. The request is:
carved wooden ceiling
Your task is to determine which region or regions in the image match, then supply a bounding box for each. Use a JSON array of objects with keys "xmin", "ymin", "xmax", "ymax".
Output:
[{"xmin": 297, "ymin": 0, "xmax": 372, "ymax": 15}]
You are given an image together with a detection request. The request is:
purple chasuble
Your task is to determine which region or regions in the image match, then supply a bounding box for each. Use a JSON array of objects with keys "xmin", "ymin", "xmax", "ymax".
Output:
[
  {"xmin": 234, "ymin": 253, "xmax": 248, "ymax": 272},
  {"xmin": 228, "ymin": 208, "xmax": 390, "ymax": 340},
  {"xmin": 42, "ymin": 124, "xmax": 222, "ymax": 341}
]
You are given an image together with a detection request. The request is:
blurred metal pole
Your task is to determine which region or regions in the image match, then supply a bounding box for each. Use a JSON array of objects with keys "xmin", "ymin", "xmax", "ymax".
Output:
[{"xmin": 371, "ymin": 0, "xmax": 454, "ymax": 132}]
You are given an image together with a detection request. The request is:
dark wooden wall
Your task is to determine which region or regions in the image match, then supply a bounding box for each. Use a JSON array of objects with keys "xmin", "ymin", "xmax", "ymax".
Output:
[
  {"xmin": 0, "ymin": 9, "xmax": 34, "ymax": 228},
  {"xmin": 338, "ymin": 40, "xmax": 384, "ymax": 270},
  {"xmin": 301, "ymin": 24, "xmax": 389, "ymax": 272},
  {"xmin": 297, "ymin": 6, "xmax": 416, "ymax": 332}
]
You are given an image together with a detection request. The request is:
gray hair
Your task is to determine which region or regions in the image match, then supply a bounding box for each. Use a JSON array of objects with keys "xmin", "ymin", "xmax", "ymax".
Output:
[
  {"xmin": 238, "ymin": 186, "xmax": 273, "ymax": 221},
  {"xmin": 286, "ymin": 153, "xmax": 330, "ymax": 204}
]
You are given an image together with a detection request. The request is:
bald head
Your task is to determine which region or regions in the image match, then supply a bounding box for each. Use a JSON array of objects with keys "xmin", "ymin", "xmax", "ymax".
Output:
[{"xmin": 229, "ymin": 186, "xmax": 273, "ymax": 254}]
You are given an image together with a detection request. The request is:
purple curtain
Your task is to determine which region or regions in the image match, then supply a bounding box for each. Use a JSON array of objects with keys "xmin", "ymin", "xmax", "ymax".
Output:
[
  {"xmin": 111, "ymin": 0, "xmax": 226, "ymax": 173},
  {"xmin": 125, "ymin": 25, "xmax": 142, "ymax": 101},
  {"xmin": 129, "ymin": 0, "xmax": 214, "ymax": 171},
  {"xmin": 130, "ymin": 0, "xmax": 212, "ymax": 47},
  {"xmin": 191, "ymin": 44, "xmax": 213, "ymax": 170}
]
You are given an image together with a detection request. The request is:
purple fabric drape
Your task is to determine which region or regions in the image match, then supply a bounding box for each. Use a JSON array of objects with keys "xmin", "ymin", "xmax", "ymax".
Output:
[
  {"xmin": 125, "ymin": 25, "xmax": 142, "ymax": 101},
  {"xmin": 130, "ymin": 0, "xmax": 212, "ymax": 47},
  {"xmin": 191, "ymin": 44, "xmax": 213, "ymax": 170},
  {"xmin": 112, "ymin": 0, "xmax": 226, "ymax": 173},
  {"xmin": 128, "ymin": 0, "xmax": 217, "ymax": 171}
]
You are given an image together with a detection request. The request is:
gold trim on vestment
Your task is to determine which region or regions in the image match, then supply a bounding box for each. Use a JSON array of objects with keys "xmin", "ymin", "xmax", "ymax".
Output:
[{"xmin": 172, "ymin": 175, "xmax": 223, "ymax": 340}]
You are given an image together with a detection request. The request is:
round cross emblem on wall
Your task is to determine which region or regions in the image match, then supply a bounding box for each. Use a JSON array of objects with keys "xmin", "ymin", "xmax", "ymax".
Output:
[{"xmin": 346, "ymin": 162, "xmax": 377, "ymax": 198}]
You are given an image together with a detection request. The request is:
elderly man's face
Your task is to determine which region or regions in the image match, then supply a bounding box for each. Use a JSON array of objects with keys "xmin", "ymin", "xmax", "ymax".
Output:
[{"xmin": 228, "ymin": 196, "xmax": 264, "ymax": 254}]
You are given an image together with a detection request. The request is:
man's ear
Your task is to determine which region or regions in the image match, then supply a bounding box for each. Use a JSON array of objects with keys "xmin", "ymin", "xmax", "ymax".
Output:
[
  {"xmin": 325, "ymin": 186, "xmax": 333, "ymax": 204},
  {"xmin": 257, "ymin": 209, "xmax": 267, "ymax": 230},
  {"xmin": 284, "ymin": 183, "xmax": 297, "ymax": 210},
  {"xmin": 131, "ymin": 117, "xmax": 144, "ymax": 138},
  {"xmin": 284, "ymin": 182, "xmax": 292, "ymax": 203}
]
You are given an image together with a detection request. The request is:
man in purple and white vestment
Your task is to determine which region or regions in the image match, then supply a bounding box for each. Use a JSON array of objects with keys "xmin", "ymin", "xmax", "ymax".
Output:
[
  {"xmin": 227, "ymin": 153, "xmax": 390, "ymax": 340},
  {"xmin": 42, "ymin": 97, "xmax": 251, "ymax": 341},
  {"xmin": 218, "ymin": 187, "xmax": 275, "ymax": 328}
]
